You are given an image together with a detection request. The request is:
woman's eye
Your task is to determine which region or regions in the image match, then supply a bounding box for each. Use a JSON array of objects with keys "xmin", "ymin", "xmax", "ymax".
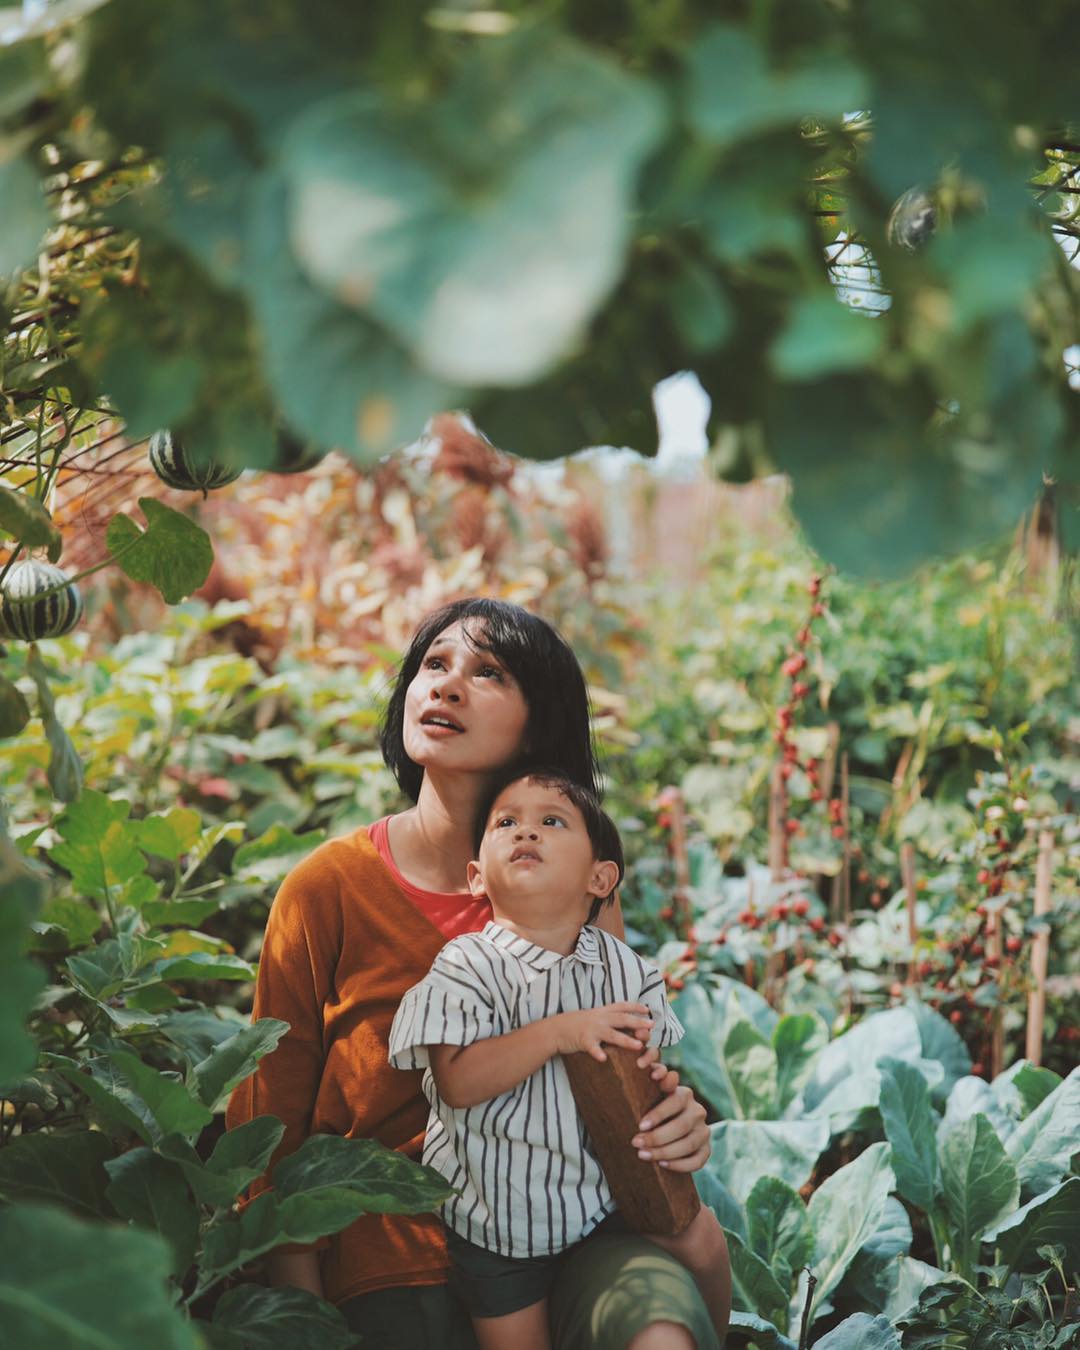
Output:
[
  {"xmin": 424, "ymin": 657, "xmax": 445, "ymax": 670},
  {"xmin": 477, "ymin": 665, "xmax": 504, "ymax": 681}
]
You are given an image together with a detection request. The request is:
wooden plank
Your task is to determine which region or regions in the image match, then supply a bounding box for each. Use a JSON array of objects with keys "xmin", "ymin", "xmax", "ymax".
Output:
[{"xmin": 564, "ymin": 1045, "xmax": 701, "ymax": 1237}]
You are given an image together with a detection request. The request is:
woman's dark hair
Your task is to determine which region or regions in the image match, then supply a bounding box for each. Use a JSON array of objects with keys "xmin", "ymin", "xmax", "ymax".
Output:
[
  {"xmin": 379, "ymin": 598, "xmax": 600, "ymax": 803},
  {"xmin": 473, "ymin": 763, "xmax": 624, "ymax": 925}
]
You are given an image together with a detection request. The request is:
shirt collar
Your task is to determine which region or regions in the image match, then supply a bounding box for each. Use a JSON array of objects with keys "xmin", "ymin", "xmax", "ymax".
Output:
[{"xmin": 481, "ymin": 921, "xmax": 604, "ymax": 968}]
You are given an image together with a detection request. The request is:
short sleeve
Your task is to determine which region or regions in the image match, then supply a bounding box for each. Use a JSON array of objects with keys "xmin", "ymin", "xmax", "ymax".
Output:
[
  {"xmin": 388, "ymin": 941, "xmax": 499, "ymax": 1070},
  {"xmin": 639, "ymin": 966, "xmax": 685, "ymax": 1049}
]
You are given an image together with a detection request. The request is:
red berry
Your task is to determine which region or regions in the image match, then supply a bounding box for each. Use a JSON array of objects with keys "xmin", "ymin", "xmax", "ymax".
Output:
[
  {"xmin": 791, "ymin": 681, "xmax": 810, "ymax": 700},
  {"xmin": 715, "ymin": 932, "xmax": 727, "ymax": 946},
  {"xmin": 809, "ymin": 916, "xmax": 826, "ymax": 933},
  {"xmin": 977, "ymin": 869, "xmax": 990, "ymax": 885},
  {"xmin": 782, "ymin": 653, "xmax": 808, "ymax": 678},
  {"xmin": 659, "ymin": 906, "xmax": 674, "ymax": 920},
  {"xmin": 870, "ymin": 891, "xmax": 882, "ymax": 908},
  {"xmin": 812, "ymin": 602, "xmax": 825, "ymax": 617},
  {"xmin": 792, "ymin": 896, "xmax": 810, "ymax": 917},
  {"xmin": 1005, "ymin": 935, "xmax": 1022, "ymax": 954},
  {"xmin": 831, "ymin": 824, "xmax": 846, "ymax": 839},
  {"xmin": 780, "ymin": 762, "xmax": 794, "ymax": 780},
  {"xmin": 797, "ymin": 626, "xmax": 812, "ymax": 645},
  {"xmin": 738, "ymin": 909, "xmax": 755, "ymax": 925},
  {"xmin": 777, "ymin": 706, "xmax": 793, "ymax": 728},
  {"xmin": 985, "ymin": 955, "xmax": 1000, "ymax": 969},
  {"xmin": 810, "ymin": 789, "xmax": 824, "ymax": 802},
  {"xmin": 949, "ymin": 1009, "xmax": 964, "ymax": 1025},
  {"xmin": 785, "ymin": 818, "xmax": 801, "ymax": 836},
  {"xmin": 971, "ymin": 1061, "xmax": 985, "ymax": 1077},
  {"xmin": 889, "ymin": 982, "xmax": 904, "ymax": 998},
  {"xmin": 671, "ymin": 978, "xmax": 685, "ymax": 991},
  {"xmin": 808, "ymin": 576, "xmax": 822, "ymax": 596},
  {"xmin": 827, "ymin": 930, "xmax": 842, "ymax": 948},
  {"xmin": 773, "ymin": 903, "xmax": 790, "ymax": 920}
]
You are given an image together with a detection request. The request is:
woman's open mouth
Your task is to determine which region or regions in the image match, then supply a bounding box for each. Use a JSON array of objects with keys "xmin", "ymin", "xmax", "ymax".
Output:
[{"xmin": 420, "ymin": 712, "xmax": 464, "ymax": 733}]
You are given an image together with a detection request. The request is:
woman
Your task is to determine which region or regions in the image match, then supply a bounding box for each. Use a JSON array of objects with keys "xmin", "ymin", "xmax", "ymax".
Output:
[{"xmin": 227, "ymin": 598, "xmax": 721, "ymax": 1349}]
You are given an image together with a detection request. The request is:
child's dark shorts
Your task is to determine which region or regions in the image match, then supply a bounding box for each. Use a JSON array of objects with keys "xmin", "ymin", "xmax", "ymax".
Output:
[{"xmin": 447, "ymin": 1212, "xmax": 630, "ymax": 1319}]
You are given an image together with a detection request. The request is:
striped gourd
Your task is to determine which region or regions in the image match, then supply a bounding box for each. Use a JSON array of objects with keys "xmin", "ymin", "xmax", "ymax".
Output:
[
  {"xmin": 0, "ymin": 560, "xmax": 84, "ymax": 641},
  {"xmin": 148, "ymin": 430, "xmax": 243, "ymax": 492},
  {"xmin": 271, "ymin": 430, "xmax": 326, "ymax": 474}
]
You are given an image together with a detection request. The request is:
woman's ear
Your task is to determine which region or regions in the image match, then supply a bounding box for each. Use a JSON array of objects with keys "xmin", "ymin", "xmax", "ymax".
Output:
[
  {"xmin": 586, "ymin": 860, "xmax": 620, "ymax": 902},
  {"xmin": 466, "ymin": 860, "xmax": 487, "ymax": 899}
]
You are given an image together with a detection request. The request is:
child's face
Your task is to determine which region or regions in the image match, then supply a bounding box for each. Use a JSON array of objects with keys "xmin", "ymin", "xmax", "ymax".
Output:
[{"xmin": 467, "ymin": 778, "xmax": 617, "ymax": 923}]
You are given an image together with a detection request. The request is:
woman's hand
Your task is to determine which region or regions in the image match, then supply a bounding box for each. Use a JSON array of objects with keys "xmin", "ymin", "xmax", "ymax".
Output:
[{"xmin": 630, "ymin": 1046, "xmax": 710, "ymax": 1173}]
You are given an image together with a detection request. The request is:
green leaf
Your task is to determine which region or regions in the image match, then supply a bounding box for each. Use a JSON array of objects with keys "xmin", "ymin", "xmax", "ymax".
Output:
[
  {"xmin": 0, "ymin": 484, "xmax": 62, "ymax": 561},
  {"xmin": 211, "ymin": 1284, "xmax": 357, "ymax": 1350},
  {"xmin": 142, "ymin": 897, "xmax": 222, "ymax": 927},
  {"xmin": 726, "ymin": 1311, "xmax": 797, "ymax": 1349},
  {"xmin": 0, "ymin": 150, "xmax": 48, "ymax": 279},
  {"xmin": 807, "ymin": 1142, "xmax": 896, "ymax": 1320},
  {"xmin": 158, "ymin": 1116, "xmax": 284, "ymax": 1209},
  {"xmin": 273, "ymin": 1133, "xmax": 451, "ymax": 1210},
  {"xmin": 131, "ymin": 808, "xmax": 202, "ymax": 861},
  {"xmin": 773, "ymin": 1012, "xmax": 828, "ymax": 1112},
  {"xmin": 191, "ymin": 1018, "xmax": 289, "ymax": 1111},
  {"xmin": 232, "ymin": 824, "xmax": 325, "ymax": 884},
  {"xmin": 104, "ymin": 1047, "xmax": 214, "ymax": 1143},
  {"xmin": 812, "ymin": 1313, "xmax": 901, "ymax": 1350},
  {"xmin": 48, "ymin": 1056, "xmax": 153, "ymax": 1144},
  {"xmin": 1004, "ymin": 1066, "xmax": 1080, "ymax": 1197},
  {"xmin": 160, "ymin": 1009, "xmax": 250, "ymax": 1068},
  {"xmin": 50, "ymin": 791, "xmax": 144, "ymax": 902},
  {"xmin": 982, "ymin": 1176, "xmax": 1080, "ymax": 1274},
  {"xmin": 283, "ymin": 31, "xmax": 663, "ymax": 386},
  {"xmin": 908, "ymin": 1000, "xmax": 972, "ymax": 1106},
  {"xmin": 724, "ymin": 1016, "xmax": 778, "ymax": 1119},
  {"xmin": 695, "ymin": 1168, "xmax": 747, "ymax": 1242},
  {"xmin": 878, "ymin": 1057, "xmax": 939, "ymax": 1211},
  {"xmin": 0, "ymin": 1202, "xmax": 198, "ymax": 1349},
  {"xmin": 152, "ymin": 951, "xmax": 254, "ymax": 983},
  {"xmin": 0, "ymin": 827, "xmax": 47, "ymax": 1089},
  {"xmin": 0, "ymin": 38, "xmax": 49, "ymax": 121},
  {"xmin": 685, "ymin": 24, "xmax": 867, "ymax": 148},
  {"xmin": 0, "ymin": 673, "xmax": 31, "ymax": 738},
  {"xmin": 104, "ymin": 1147, "xmax": 200, "ymax": 1275},
  {"xmin": 26, "ymin": 649, "xmax": 83, "ymax": 802},
  {"xmin": 38, "ymin": 895, "xmax": 102, "ymax": 948},
  {"xmin": 724, "ymin": 1229, "xmax": 791, "ymax": 1329},
  {"xmin": 1008, "ymin": 1063, "xmax": 1061, "ymax": 1117},
  {"xmin": 707, "ymin": 1119, "xmax": 830, "ymax": 1206},
  {"xmin": 246, "ymin": 172, "xmax": 456, "ymax": 462},
  {"xmin": 106, "ymin": 498, "xmax": 214, "ymax": 604},
  {"xmin": 772, "ymin": 294, "xmax": 886, "ymax": 381},
  {"xmin": 745, "ymin": 1176, "xmax": 813, "ymax": 1275},
  {"xmin": 0, "ymin": 1129, "xmax": 116, "ymax": 1220},
  {"xmin": 65, "ymin": 933, "xmax": 164, "ymax": 999},
  {"xmin": 939, "ymin": 1113, "xmax": 1020, "ymax": 1277}
]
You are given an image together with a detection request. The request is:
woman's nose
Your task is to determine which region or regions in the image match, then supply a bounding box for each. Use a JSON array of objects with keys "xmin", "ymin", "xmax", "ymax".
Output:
[{"xmin": 431, "ymin": 673, "xmax": 462, "ymax": 703}]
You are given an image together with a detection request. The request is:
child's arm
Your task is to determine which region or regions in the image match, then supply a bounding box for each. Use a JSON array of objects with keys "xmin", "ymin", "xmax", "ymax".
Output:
[{"xmin": 429, "ymin": 1002, "xmax": 655, "ymax": 1109}]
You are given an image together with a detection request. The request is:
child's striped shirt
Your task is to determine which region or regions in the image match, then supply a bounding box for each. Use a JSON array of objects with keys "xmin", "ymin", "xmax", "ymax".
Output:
[{"xmin": 388, "ymin": 920, "xmax": 683, "ymax": 1258}]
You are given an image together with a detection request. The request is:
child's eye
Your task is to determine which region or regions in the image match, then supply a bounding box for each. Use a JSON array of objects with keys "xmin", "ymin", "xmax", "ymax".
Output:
[
  {"xmin": 494, "ymin": 815, "xmax": 516, "ymax": 828},
  {"xmin": 542, "ymin": 815, "xmax": 567, "ymax": 828}
]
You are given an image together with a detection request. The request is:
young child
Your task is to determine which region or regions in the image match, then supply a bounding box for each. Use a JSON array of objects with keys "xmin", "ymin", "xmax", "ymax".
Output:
[{"xmin": 388, "ymin": 767, "xmax": 730, "ymax": 1350}]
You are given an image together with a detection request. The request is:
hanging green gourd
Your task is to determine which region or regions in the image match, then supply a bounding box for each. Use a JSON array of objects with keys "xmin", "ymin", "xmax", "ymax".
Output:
[
  {"xmin": 270, "ymin": 430, "xmax": 327, "ymax": 474},
  {"xmin": 0, "ymin": 559, "xmax": 84, "ymax": 641},
  {"xmin": 148, "ymin": 430, "xmax": 243, "ymax": 494}
]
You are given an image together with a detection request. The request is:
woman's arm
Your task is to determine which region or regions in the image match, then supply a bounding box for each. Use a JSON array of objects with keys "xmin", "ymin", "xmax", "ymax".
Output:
[{"xmin": 429, "ymin": 1003, "xmax": 654, "ymax": 1108}]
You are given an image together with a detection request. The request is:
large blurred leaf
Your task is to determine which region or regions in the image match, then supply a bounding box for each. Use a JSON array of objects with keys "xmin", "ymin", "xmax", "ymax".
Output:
[
  {"xmin": 772, "ymin": 295, "xmax": 885, "ymax": 380},
  {"xmin": 106, "ymin": 499, "xmax": 214, "ymax": 604},
  {"xmin": 132, "ymin": 808, "xmax": 202, "ymax": 862},
  {"xmin": 685, "ymin": 25, "xmax": 866, "ymax": 148},
  {"xmin": 0, "ymin": 1202, "xmax": 198, "ymax": 1349},
  {"xmin": 210, "ymin": 1284, "xmax": 357, "ymax": 1350},
  {"xmin": 939, "ymin": 1113, "xmax": 1019, "ymax": 1277},
  {"xmin": 0, "ymin": 826, "xmax": 47, "ymax": 1088},
  {"xmin": 104, "ymin": 1147, "xmax": 200, "ymax": 1275},
  {"xmin": 232, "ymin": 824, "xmax": 325, "ymax": 885},
  {"xmin": 878, "ymin": 1057, "xmax": 938, "ymax": 1211},
  {"xmin": 724, "ymin": 1016, "xmax": 778, "ymax": 1119},
  {"xmin": 772, "ymin": 1013, "xmax": 827, "ymax": 1113},
  {"xmin": 0, "ymin": 150, "xmax": 48, "ymax": 278},
  {"xmin": 907, "ymin": 1000, "xmax": 972, "ymax": 1107},
  {"xmin": 0, "ymin": 484, "xmax": 62, "ymax": 560},
  {"xmin": 283, "ymin": 30, "xmax": 663, "ymax": 386},
  {"xmin": 807, "ymin": 1142, "xmax": 896, "ymax": 1320},
  {"xmin": 0, "ymin": 1129, "xmax": 116, "ymax": 1220},
  {"xmin": 0, "ymin": 674, "xmax": 31, "ymax": 738},
  {"xmin": 745, "ymin": 1176, "xmax": 813, "ymax": 1279}
]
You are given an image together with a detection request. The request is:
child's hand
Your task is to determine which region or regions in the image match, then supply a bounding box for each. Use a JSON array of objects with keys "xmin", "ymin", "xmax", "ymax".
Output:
[
  {"xmin": 636, "ymin": 1043, "xmax": 681, "ymax": 1093},
  {"xmin": 552, "ymin": 1003, "xmax": 654, "ymax": 1061}
]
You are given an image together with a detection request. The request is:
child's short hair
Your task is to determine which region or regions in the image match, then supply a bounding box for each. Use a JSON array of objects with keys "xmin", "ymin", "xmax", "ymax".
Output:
[{"xmin": 475, "ymin": 764, "xmax": 624, "ymax": 924}]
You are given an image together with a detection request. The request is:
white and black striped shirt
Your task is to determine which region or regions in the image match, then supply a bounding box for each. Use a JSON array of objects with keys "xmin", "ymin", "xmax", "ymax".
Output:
[{"xmin": 388, "ymin": 920, "xmax": 683, "ymax": 1258}]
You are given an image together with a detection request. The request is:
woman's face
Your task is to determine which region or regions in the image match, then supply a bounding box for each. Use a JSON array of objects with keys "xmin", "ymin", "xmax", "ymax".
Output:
[{"xmin": 402, "ymin": 619, "xmax": 530, "ymax": 779}]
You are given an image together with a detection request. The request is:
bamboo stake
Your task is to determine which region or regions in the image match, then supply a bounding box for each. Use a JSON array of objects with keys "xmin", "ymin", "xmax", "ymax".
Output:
[
  {"xmin": 1025, "ymin": 830, "xmax": 1056, "ymax": 1066},
  {"xmin": 987, "ymin": 909, "xmax": 1005, "ymax": 1080},
  {"xmin": 668, "ymin": 789, "xmax": 693, "ymax": 937},
  {"xmin": 901, "ymin": 841, "xmax": 918, "ymax": 984},
  {"xmin": 840, "ymin": 752, "xmax": 851, "ymax": 924},
  {"xmin": 768, "ymin": 761, "xmax": 788, "ymax": 878}
]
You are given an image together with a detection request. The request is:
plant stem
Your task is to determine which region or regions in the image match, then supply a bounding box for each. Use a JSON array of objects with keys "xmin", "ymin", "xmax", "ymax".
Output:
[{"xmin": 797, "ymin": 1267, "xmax": 817, "ymax": 1350}]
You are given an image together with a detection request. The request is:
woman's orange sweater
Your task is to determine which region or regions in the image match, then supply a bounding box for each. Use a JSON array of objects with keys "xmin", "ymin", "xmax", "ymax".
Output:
[{"xmin": 225, "ymin": 826, "xmax": 474, "ymax": 1305}]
